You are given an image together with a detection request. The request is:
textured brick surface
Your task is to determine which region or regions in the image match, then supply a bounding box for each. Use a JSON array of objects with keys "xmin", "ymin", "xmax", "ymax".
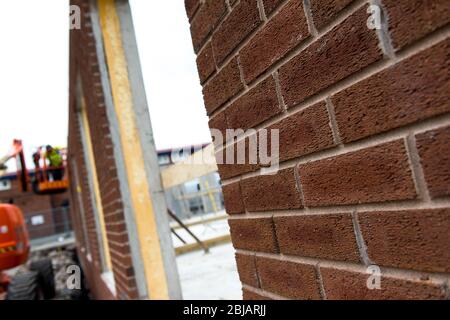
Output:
[
  {"xmin": 309, "ymin": 0, "xmax": 353, "ymax": 30},
  {"xmin": 240, "ymin": 0, "xmax": 309, "ymax": 84},
  {"xmin": 190, "ymin": 0, "xmax": 227, "ymax": 52},
  {"xmin": 359, "ymin": 209, "xmax": 450, "ymax": 273},
  {"xmin": 416, "ymin": 125, "xmax": 450, "ymax": 199},
  {"xmin": 256, "ymin": 257, "xmax": 321, "ymax": 299},
  {"xmin": 216, "ymin": 135, "xmax": 260, "ymax": 179},
  {"xmin": 240, "ymin": 168, "xmax": 302, "ymax": 212},
  {"xmin": 333, "ymin": 39, "xmax": 450, "ymax": 143},
  {"xmin": 212, "ymin": 0, "xmax": 261, "ymax": 64},
  {"xmin": 226, "ymin": 76, "xmax": 282, "ymax": 131},
  {"xmin": 184, "ymin": 0, "xmax": 450, "ymax": 301},
  {"xmin": 274, "ymin": 213, "xmax": 360, "ymax": 262},
  {"xmin": 235, "ymin": 253, "xmax": 259, "ymax": 287},
  {"xmin": 203, "ymin": 57, "xmax": 244, "ymax": 114},
  {"xmin": 185, "ymin": 0, "xmax": 201, "ymax": 21},
  {"xmin": 267, "ymin": 101, "xmax": 335, "ymax": 162},
  {"xmin": 229, "ymin": 218, "xmax": 278, "ymax": 253},
  {"xmin": 196, "ymin": 42, "xmax": 216, "ymax": 84},
  {"xmin": 280, "ymin": 5, "xmax": 382, "ymax": 108},
  {"xmin": 222, "ymin": 182, "xmax": 245, "ymax": 214},
  {"xmin": 262, "ymin": 0, "xmax": 284, "ymax": 16},
  {"xmin": 299, "ymin": 140, "xmax": 417, "ymax": 207},
  {"xmin": 384, "ymin": 0, "xmax": 450, "ymax": 50},
  {"xmin": 321, "ymin": 267, "xmax": 447, "ymax": 300}
]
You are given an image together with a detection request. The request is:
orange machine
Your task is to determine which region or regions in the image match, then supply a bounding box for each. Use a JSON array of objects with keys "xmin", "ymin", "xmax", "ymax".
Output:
[
  {"xmin": 0, "ymin": 205, "xmax": 30, "ymax": 294},
  {"xmin": 0, "ymin": 203, "xmax": 55, "ymax": 300},
  {"xmin": 0, "ymin": 205, "xmax": 30, "ymax": 270}
]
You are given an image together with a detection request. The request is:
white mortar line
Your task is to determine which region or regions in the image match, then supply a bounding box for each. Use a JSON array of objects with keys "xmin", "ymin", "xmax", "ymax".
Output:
[
  {"xmin": 315, "ymin": 264, "xmax": 327, "ymax": 300},
  {"xmin": 236, "ymin": 249, "xmax": 450, "ymax": 283},
  {"xmin": 351, "ymin": 211, "xmax": 372, "ymax": 266},
  {"xmin": 227, "ymin": 198, "xmax": 450, "ymax": 219},
  {"xmin": 256, "ymin": 0, "xmax": 267, "ymax": 21},
  {"xmin": 220, "ymin": 112, "xmax": 450, "ymax": 185},
  {"xmin": 405, "ymin": 134, "xmax": 432, "ymax": 202},
  {"xmin": 325, "ymin": 97, "xmax": 343, "ymax": 146},
  {"xmin": 272, "ymin": 71, "xmax": 287, "ymax": 112},
  {"xmin": 242, "ymin": 284, "xmax": 290, "ymax": 300},
  {"xmin": 302, "ymin": 0, "xmax": 318, "ymax": 36},
  {"xmin": 370, "ymin": 0, "xmax": 395, "ymax": 59}
]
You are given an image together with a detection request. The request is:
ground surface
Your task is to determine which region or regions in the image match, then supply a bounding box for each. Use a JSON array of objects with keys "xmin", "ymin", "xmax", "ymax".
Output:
[{"xmin": 176, "ymin": 242, "xmax": 242, "ymax": 300}]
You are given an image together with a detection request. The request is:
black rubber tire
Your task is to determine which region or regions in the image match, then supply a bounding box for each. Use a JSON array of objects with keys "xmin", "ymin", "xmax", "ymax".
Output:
[
  {"xmin": 30, "ymin": 258, "xmax": 56, "ymax": 300},
  {"xmin": 6, "ymin": 271, "xmax": 41, "ymax": 300}
]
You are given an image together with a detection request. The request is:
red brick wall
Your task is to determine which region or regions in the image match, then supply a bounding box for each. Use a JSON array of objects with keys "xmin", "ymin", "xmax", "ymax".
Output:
[
  {"xmin": 0, "ymin": 179, "xmax": 71, "ymax": 239},
  {"xmin": 185, "ymin": 0, "xmax": 450, "ymax": 299},
  {"xmin": 68, "ymin": 0, "xmax": 139, "ymax": 300}
]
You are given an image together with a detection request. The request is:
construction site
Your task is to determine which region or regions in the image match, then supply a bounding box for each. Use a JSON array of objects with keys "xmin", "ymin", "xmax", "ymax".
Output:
[{"xmin": 0, "ymin": 0, "xmax": 449, "ymax": 303}]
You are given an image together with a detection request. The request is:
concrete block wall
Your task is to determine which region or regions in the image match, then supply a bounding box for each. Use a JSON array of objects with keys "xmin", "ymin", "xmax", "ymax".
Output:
[
  {"xmin": 185, "ymin": 0, "xmax": 450, "ymax": 299},
  {"xmin": 68, "ymin": 0, "xmax": 139, "ymax": 300}
]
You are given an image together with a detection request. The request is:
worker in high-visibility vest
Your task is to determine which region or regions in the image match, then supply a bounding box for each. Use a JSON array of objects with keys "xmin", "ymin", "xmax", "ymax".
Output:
[{"xmin": 45, "ymin": 145, "xmax": 64, "ymax": 181}]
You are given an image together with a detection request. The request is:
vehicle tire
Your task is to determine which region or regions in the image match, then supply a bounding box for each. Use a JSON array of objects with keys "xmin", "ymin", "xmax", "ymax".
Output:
[
  {"xmin": 30, "ymin": 258, "xmax": 56, "ymax": 300},
  {"xmin": 5, "ymin": 271, "xmax": 41, "ymax": 300}
]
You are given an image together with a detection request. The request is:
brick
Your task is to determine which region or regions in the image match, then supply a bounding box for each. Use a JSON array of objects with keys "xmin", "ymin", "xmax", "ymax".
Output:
[
  {"xmin": 185, "ymin": 0, "xmax": 201, "ymax": 21},
  {"xmin": 359, "ymin": 208, "xmax": 450, "ymax": 273},
  {"xmin": 203, "ymin": 57, "xmax": 244, "ymax": 114},
  {"xmin": 212, "ymin": 0, "xmax": 261, "ymax": 65},
  {"xmin": 333, "ymin": 39, "xmax": 450, "ymax": 143},
  {"xmin": 235, "ymin": 253, "xmax": 259, "ymax": 287},
  {"xmin": 299, "ymin": 140, "xmax": 417, "ymax": 207},
  {"xmin": 280, "ymin": 5, "xmax": 382, "ymax": 108},
  {"xmin": 242, "ymin": 289, "xmax": 272, "ymax": 300},
  {"xmin": 256, "ymin": 257, "xmax": 321, "ymax": 299},
  {"xmin": 196, "ymin": 42, "xmax": 216, "ymax": 84},
  {"xmin": 226, "ymin": 76, "xmax": 282, "ymax": 131},
  {"xmin": 190, "ymin": 0, "xmax": 227, "ymax": 52},
  {"xmin": 229, "ymin": 218, "xmax": 278, "ymax": 253},
  {"xmin": 416, "ymin": 125, "xmax": 450, "ymax": 199},
  {"xmin": 216, "ymin": 134, "xmax": 259, "ymax": 179},
  {"xmin": 321, "ymin": 267, "xmax": 447, "ymax": 300},
  {"xmin": 114, "ymin": 269, "xmax": 137, "ymax": 288},
  {"xmin": 309, "ymin": 0, "xmax": 353, "ymax": 30},
  {"xmin": 222, "ymin": 182, "xmax": 245, "ymax": 214},
  {"xmin": 384, "ymin": 0, "xmax": 450, "ymax": 51},
  {"xmin": 240, "ymin": 168, "xmax": 302, "ymax": 212},
  {"xmin": 274, "ymin": 213, "xmax": 360, "ymax": 262},
  {"xmin": 267, "ymin": 101, "xmax": 335, "ymax": 162},
  {"xmin": 240, "ymin": 0, "xmax": 309, "ymax": 84},
  {"xmin": 262, "ymin": 0, "xmax": 284, "ymax": 16}
]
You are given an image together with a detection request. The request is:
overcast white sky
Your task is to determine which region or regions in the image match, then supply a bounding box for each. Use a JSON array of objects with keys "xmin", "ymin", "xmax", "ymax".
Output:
[{"xmin": 0, "ymin": 0, "xmax": 211, "ymax": 172}]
